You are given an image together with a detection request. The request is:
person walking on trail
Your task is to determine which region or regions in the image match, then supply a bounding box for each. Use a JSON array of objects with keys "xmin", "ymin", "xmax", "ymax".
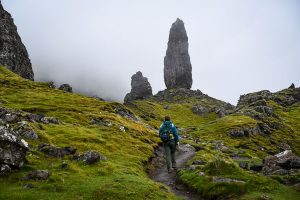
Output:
[{"xmin": 159, "ymin": 115, "xmax": 179, "ymax": 173}]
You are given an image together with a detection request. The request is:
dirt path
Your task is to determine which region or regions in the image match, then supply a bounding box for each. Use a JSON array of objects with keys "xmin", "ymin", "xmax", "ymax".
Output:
[{"xmin": 148, "ymin": 144, "xmax": 202, "ymax": 200}]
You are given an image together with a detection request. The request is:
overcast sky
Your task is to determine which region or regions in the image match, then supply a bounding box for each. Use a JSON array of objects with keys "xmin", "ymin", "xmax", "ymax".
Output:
[{"xmin": 2, "ymin": 0, "xmax": 300, "ymax": 104}]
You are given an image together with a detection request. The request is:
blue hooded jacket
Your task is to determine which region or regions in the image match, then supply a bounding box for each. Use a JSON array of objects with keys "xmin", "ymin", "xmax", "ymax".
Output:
[{"xmin": 159, "ymin": 121, "xmax": 179, "ymax": 144}]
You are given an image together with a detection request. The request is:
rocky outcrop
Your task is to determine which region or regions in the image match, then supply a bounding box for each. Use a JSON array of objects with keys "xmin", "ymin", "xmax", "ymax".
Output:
[
  {"xmin": 0, "ymin": 2, "xmax": 34, "ymax": 80},
  {"xmin": 124, "ymin": 71, "xmax": 152, "ymax": 102},
  {"xmin": 0, "ymin": 125, "xmax": 29, "ymax": 174},
  {"xmin": 262, "ymin": 150, "xmax": 300, "ymax": 175},
  {"xmin": 228, "ymin": 126, "xmax": 261, "ymax": 137},
  {"xmin": 164, "ymin": 18, "xmax": 192, "ymax": 89}
]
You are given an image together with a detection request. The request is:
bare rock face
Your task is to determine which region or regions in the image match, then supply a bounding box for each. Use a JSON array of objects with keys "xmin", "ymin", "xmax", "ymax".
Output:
[
  {"xmin": 0, "ymin": 2, "xmax": 34, "ymax": 80},
  {"xmin": 124, "ymin": 71, "xmax": 152, "ymax": 102},
  {"xmin": 164, "ymin": 18, "xmax": 192, "ymax": 89}
]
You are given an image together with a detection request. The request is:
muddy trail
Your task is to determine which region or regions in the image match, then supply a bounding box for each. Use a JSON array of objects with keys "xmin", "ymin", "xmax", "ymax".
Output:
[{"xmin": 148, "ymin": 144, "xmax": 202, "ymax": 200}]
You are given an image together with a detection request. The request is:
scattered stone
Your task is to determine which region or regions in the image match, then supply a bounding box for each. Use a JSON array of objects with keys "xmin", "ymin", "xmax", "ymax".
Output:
[
  {"xmin": 163, "ymin": 105, "xmax": 171, "ymax": 110},
  {"xmin": 23, "ymin": 183, "xmax": 34, "ymax": 189},
  {"xmin": 38, "ymin": 143, "xmax": 65, "ymax": 158},
  {"xmin": 119, "ymin": 126, "xmax": 126, "ymax": 132},
  {"xmin": 60, "ymin": 162, "xmax": 68, "ymax": 169},
  {"xmin": 191, "ymin": 104, "xmax": 208, "ymax": 116},
  {"xmin": 59, "ymin": 84, "xmax": 72, "ymax": 93},
  {"xmin": 23, "ymin": 170, "xmax": 50, "ymax": 181},
  {"xmin": 258, "ymin": 123, "xmax": 272, "ymax": 135},
  {"xmin": 215, "ymin": 107, "xmax": 227, "ymax": 117},
  {"xmin": 124, "ymin": 71, "xmax": 153, "ymax": 102},
  {"xmin": 27, "ymin": 113, "xmax": 45, "ymax": 122},
  {"xmin": 15, "ymin": 121, "xmax": 38, "ymax": 140},
  {"xmin": 239, "ymin": 161, "xmax": 249, "ymax": 169},
  {"xmin": 0, "ymin": 164, "xmax": 11, "ymax": 175},
  {"xmin": 81, "ymin": 151, "xmax": 106, "ymax": 165},
  {"xmin": 250, "ymin": 165, "xmax": 263, "ymax": 172},
  {"xmin": 41, "ymin": 117, "xmax": 59, "ymax": 124},
  {"xmin": 63, "ymin": 147, "xmax": 77, "ymax": 155},
  {"xmin": 192, "ymin": 160, "xmax": 205, "ymax": 165},
  {"xmin": 164, "ymin": 18, "xmax": 192, "ymax": 89},
  {"xmin": 228, "ymin": 126, "xmax": 261, "ymax": 137},
  {"xmin": 187, "ymin": 165, "xmax": 200, "ymax": 170},
  {"xmin": 0, "ymin": 126, "xmax": 28, "ymax": 171},
  {"xmin": 114, "ymin": 105, "xmax": 139, "ymax": 122},
  {"xmin": 47, "ymin": 82, "xmax": 55, "ymax": 89},
  {"xmin": 91, "ymin": 118, "xmax": 112, "ymax": 127},
  {"xmin": 198, "ymin": 171, "xmax": 205, "ymax": 176},
  {"xmin": 179, "ymin": 144, "xmax": 195, "ymax": 153},
  {"xmin": 0, "ymin": 2, "xmax": 34, "ymax": 80},
  {"xmin": 212, "ymin": 177, "xmax": 245, "ymax": 184}
]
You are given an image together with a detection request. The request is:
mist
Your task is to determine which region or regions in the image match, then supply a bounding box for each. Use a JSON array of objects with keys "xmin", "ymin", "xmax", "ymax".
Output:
[{"xmin": 2, "ymin": 0, "xmax": 300, "ymax": 104}]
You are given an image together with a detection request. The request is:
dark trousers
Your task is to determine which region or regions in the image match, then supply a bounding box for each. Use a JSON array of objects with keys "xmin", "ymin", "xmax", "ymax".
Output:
[{"xmin": 163, "ymin": 140, "xmax": 176, "ymax": 170}]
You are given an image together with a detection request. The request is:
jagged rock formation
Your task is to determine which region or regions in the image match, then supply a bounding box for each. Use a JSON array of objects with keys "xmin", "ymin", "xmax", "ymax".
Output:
[
  {"xmin": 164, "ymin": 18, "xmax": 192, "ymax": 89},
  {"xmin": 124, "ymin": 71, "xmax": 152, "ymax": 102},
  {"xmin": 0, "ymin": 2, "xmax": 34, "ymax": 80}
]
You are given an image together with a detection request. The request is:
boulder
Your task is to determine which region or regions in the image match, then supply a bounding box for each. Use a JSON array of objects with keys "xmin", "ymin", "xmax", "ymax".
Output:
[
  {"xmin": 81, "ymin": 151, "xmax": 106, "ymax": 164},
  {"xmin": 59, "ymin": 84, "xmax": 72, "ymax": 93},
  {"xmin": 0, "ymin": 2, "xmax": 34, "ymax": 80},
  {"xmin": 262, "ymin": 150, "xmax": 300, "ymax": 175},
  {"xmin": 0, "ymin": 125, "xmax": 29, "ymax": 171},
  {"xmin": 23, "ymin": 170, "xmax": 50, "ymax": 181},
  {"xmin": 124, "ymin": 71, "xmax": 152, "ymax": 102},
  {"xmin": 164, "ymin": 18, "xmax": 192, "ymax": 89}
]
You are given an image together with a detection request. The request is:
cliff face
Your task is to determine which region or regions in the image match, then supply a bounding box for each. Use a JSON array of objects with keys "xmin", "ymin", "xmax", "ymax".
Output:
[
  {"xmin": 164, "ymin": 18, "xmax": 192, "ymax": 89},
  {"xmin": 0, "ymin": 1, "xmax": 34, "ymax": 80}
]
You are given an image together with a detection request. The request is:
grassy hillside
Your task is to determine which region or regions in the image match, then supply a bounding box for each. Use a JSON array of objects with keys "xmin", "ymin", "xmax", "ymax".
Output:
[
  {"xmin": 127, "ymin": 88, "xmax": 300, "ymax": 200},
  {"xmin": 0, "ymin": 66, "xmax": 179, "ymax": 200}
]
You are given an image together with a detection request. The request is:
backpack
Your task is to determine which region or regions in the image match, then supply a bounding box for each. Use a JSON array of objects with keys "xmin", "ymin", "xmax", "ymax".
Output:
[{"xmin": 159, "ymin": 123, "xmax": 172, "ymax": 142}]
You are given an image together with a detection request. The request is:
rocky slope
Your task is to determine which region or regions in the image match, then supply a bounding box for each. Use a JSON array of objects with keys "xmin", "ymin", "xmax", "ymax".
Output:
[
  {"xmin": 0, "ymin": 2, "xmax": 34, "ymax": 80},
  {"xmin": 0, "ymin": 66, "xmax": 179, "ymax": 200},
  {"xmin": 126, "ymin": 86, "xmax": 300, "ymax": 199}
]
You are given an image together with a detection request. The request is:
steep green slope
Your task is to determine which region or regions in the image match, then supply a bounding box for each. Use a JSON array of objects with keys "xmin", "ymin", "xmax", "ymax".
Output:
[
  {"xmin": 127, "ymin": 88, "xmax": 300, "ymax": 199},
  {"xmin": 0, "ymin": 66, "xmax": 178, "ymax": 200}
]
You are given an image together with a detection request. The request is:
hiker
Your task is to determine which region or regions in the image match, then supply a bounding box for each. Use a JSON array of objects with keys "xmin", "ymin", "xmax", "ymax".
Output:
[{"xmin": 159, "ymin": 115, "xmax": 179, "ymax": 173}]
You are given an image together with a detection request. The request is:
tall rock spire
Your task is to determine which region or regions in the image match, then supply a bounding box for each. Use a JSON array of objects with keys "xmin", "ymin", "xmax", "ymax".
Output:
[
  {"xmin": 164, "ymin": 18, "xmax": 192, "ymax": 89},
  {"xmin": 0, "ymin": 1, "xmax": 34, "ymax": 80}
]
